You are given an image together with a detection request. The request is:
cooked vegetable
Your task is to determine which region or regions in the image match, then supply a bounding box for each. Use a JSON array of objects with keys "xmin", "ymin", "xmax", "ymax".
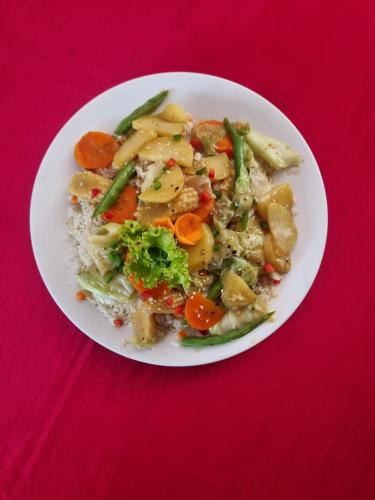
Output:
[
  {"xmin": 201, "ymin": 153, "xmax": 230, "ymax": 180},
  {"xmin": 92, "ymin": 161, "xmax": 135, "ymax": 218},
  {"xmin": 139, "ymin": 165, "xmax": 184, "ymax": 203},
  {"xmin": 120, "ymin": 221, "xmax": 191, "ymax": 289},
  {"xmin": 87, "ymin": 223, "xmax": 122, "ymax": 248},
  {"xmin": 185, "ymin": 223, "xmax": 214, "ymax": 271},
  {"xmin": 114, "ymin": 90, "xmax": 169, "ymax": 136},
  {"xmin": 193, "ymin": 120, "xmax": 229, "ymax": 156},
  {"xmin": 185, "ymin": 292, "xmax": 225, "ymax": 330},
  {"xmin": 207, "ymin": 277, "xmax": 222, "ymax": 301},
  {"xmin": 224, "ymin": 118, "xmax": 252, "ymax": 216},
  {"xmin": 69, "ymin": 171, "xmax": 112, "ymax": 201},
  {"xmin": 132, "ymin": 306, "xmax": 157, "ymax": 345},
  {"xmin": 209, "ymin": 306, "xmax": 260, "ymax": 336},
  {"xmin": 192, "ymin": 194, "xmax": 215, "ymax": 222},
  {"xmin": 267, "ymin": 202, "xmax": 297, "ymax": 256},
  {"xmin": 263, "ymin": 233, "xmax": 291, "ymax": 274},
  {"xmin": 256, "ymin": 183, "xmax": 294, "ymax": 220},
  {"xmin": 175, "ymin": 213, "xmax": 203, "ymax": 246},
  {"xmin": 159, "ymin": 103, "xmax": 189, "ymax": 123},
  {"xmin": 170, "ymin": 187, "xmax": 199, "ymax": 219},
  {"xmin": 221, "ymin": 271, "xmax": 257, "ymax": 310},
  {"xmin": 138, "ymin": 137, "xmax": 194, "ymax": 168},
  {"xmin": 132, "ymin": 116, "xmax": 184, "ymax": 136},
  {"xmin": 182, "ymin": 312, "xmax": 274, "ymax": 346},
  {"xmin": 77, "ymin": 271, "xmax": 134, "ymax": 303},
  {"xmin": 74, "ymin": 132, "xmax": 119, "ymax": 170},
  {"xmin": 229, "ymin": 257, "xmax": 258, "ymax": 286},
  {"xmin": 215, "ymin": 135, "xmax": 233, "ymax": 156},
  {"xmin": 152, "ymin": 217, "xmax": 175, "ymax": 233},
  {"xmin": 246, "ymin": 129, "xmax": 301, "ymax": 169},
  {"xmin": 102, "ymin": 185, "xmax": 137, "ymax": 223},
  {"xmin": 113, "ymin": 129, "xmax": 157, "ymax": 169},
  {"xmin": 136, "ymin": 202, "xmax": 171, "ymax": 225}
]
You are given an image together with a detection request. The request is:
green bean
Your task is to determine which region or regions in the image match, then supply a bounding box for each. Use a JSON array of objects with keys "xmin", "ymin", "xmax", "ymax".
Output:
[
  {"xmin": 114, "ymin": 90, "xmax": 169, "ymax": 135},
  {"xmin": 182, "ymin": 312, "xmax": 274, "ymax": 347},
  {"xmin": 92, "ymin": 161, "xmax": 135, "ymax": 218},
  {"xmin": 223, "ymin": 118, "xmax": 244, "ymax": 179},
  {"xmin": 207, "ymin": 277, "xmax": 222, "ymax": 301},
  {"xmin": 240, "ymin": 212, "xmax": 249, "ymax": 231}
]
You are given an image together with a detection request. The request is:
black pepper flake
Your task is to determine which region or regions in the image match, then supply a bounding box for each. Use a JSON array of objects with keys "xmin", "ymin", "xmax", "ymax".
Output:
[{"xmin": 175, "ymin": 186, "xmax": 179, "ymax": 191}]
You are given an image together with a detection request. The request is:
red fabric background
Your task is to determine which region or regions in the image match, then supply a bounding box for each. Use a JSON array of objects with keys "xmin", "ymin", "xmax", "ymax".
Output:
[{"xmin": 1, "ymin": 1, "xmax": 374, "ymax": 499}]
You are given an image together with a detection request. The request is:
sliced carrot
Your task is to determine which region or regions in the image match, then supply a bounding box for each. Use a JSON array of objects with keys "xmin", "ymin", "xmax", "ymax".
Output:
[
  {"xmin": 75, "ymin": 291, "xmax": 86, "ymax": 301},
  {"xmin": 102, "ymin": 185, "xmax": 137, "ymax": 224},
  {"xmin": 70, "ymin": 195, "xmax": 78, "ymax": 205},
  {"xmin": 192, "ymin": 197, "xmax": 215, "ymax": 222},
  {"xmin": 74, "ymin": 131, "xmax": 119, "ymax": 170},
  {"xmin": 215, "ymin": 134, "xmax": 233, "ymax": 156},
  {"xmin": 174, "ymin": 213, "xmax": 203, "ymax": 246},
  {"xmin": 128, "ymin": 275, "xmax": 169, "ymax": 298},
  {"xmin": 152, "ymin": 217, "xmax": 175, "ymax": 234},
  {"xmin": 185, "ymin": 292, "xmax": 225, "ymax": 330}
]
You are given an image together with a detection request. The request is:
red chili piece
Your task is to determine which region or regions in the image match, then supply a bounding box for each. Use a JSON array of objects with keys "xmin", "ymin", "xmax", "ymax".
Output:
[
  {"xmin": 165, "ymin": 296, "xmax": 174, "ymax": 306},
  {"xmin": 141, "ymin": 291, "xmax": 154, "ymax": 300},
  {"xmin": 264, "ymin": 263, "xmax": 274, "ymax": 273},
  {"xmin": 166, "ymin": 158, "xmax": 176, "ymax": 168},
  {"xmin": 273, "ymin": 279, "xmax": 281, "ymax": 285},
  {"xmin": 208, "ymin": 169, "xmax": 215, "ymax": 179},
  {"xmin": 199, "ymin": 191, "xmax": 211, "ymax": 203},
  {"xmin": 175, "ymin": 305, "xmax": 185, "ymax": 316},
  {"xmin": 91, "ymin": 187, "xmax": 102, "ymax": 198},
  {"xmin": 104, "ymin": 211, "xmax": 114, "ymax": 220},
  {"xmin": 190, "ymin": 137, "xmax": 203, "ymax": 152},
  {"xmin": 113, "ymin": 319, "xmax": 123, "ymax": 327}
]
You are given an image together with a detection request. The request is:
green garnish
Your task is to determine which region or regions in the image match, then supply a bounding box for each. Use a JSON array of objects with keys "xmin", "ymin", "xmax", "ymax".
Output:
[
  {"xmin": 120, "ymin": 221, "xmax": 191, "ymax": 289},
  {"xmin": 260, "ymin": 220, "xmax": 269, "ymax": 230},
  {"xmin": 107, "ymin": 250, "xmax": 123, "ymax": 271},
  {"xmin": 173, "ymin": 134, "xmax": 182, "ymax": 141},
  {"xmin": 152, "ymin": 178, "xmax": 162, "ymax": 190},
  {"xmin": 196, "ymin": 167, "xmax": 208, "ymax": 176},
  {"xmin": 212, "ymin": 189, "xmax": 222, "ymax": 199}
]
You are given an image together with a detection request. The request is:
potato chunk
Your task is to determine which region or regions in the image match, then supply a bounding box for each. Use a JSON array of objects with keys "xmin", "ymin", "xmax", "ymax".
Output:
[
  {"xmin": 268, "ymin": 202, "xmax": 297, "ymax": 257},
  {"xmin": 113, "ymin": 129, "xmax": 157, "ymax": 168},
  {"xmin": 263, "ymin": 233, "xmax": 291, "ymax": 274},
  {"xmin": 68, "ymin": 171, "xmax": 112, "ymax": 201},
  {"xmin": 201, "ymin": 153, "xmax": 230, "ymax": 180},
  {"xmin": 132, "ymin": 307, "xmax": 157, "ymax": 345},
  {"xmin": 138, "ymin": 137, "xmax": 194, "ymax": 168},
  {"xmin": 159, "ymin": 103, "xmax": 189, "ymax": 123},
  {"xmin": 138, "ymin": 166, "xmax": 184, "ymax": 203},
  {"xmin": 256, "ymin": 183, "xmax": 294, "ymax": 220},
  {"xmin": 185, "ymin": 223, "xmax": 214, "ymax": 271},
  {"xmin": 132, "ymin": 116, "xmax": 184, "ymax": 136},
  {"xmin": 221, "ymin": 271, "xmax": 257, "ymax": 310}
]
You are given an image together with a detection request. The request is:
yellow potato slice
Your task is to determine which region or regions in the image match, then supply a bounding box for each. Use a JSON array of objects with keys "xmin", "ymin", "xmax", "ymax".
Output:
[
  {"xmin": 138, "ymin": 166, "xmax": 184, "ymax": 203},
  {"xmin": 263, "ymin": 233, "xmax": 291, "ymax": 274},
  {"xmin": 256, "ymin": 183, "xmax": 294, "ymax": 220},
  {"xmin": 201, "ymin": 153, "xmax": 230, "ymax": 180},
  {"xmin": 221, "ymin": 271, "xmax": 257, "ymax": 310},
  {"xmin": 159, "ymin": 103, "xmax": 189, "ymax": 123},
  {"xmin": 138, "ymin": 137, "xmax": 194, "ymax": 168},
  {"xmin": 268, "ymin": 202, "xmax": 297, "ymax": 256},
  {"xmin": 113, "ymin": 129, "xmax": 157, "ymax": 168},
  {"xmin": 185, "ymin": 223, "xmax": 214, "ymax": 271},
  {"xmin": 68, "ymin": 171, "xmax": 112, "ymax": 201},
  {"xmin": 132, "ymin": 116, "xmax": 184, "ymax": 136}
]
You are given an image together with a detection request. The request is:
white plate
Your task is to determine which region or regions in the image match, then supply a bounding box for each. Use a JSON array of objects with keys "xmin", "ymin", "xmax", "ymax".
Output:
[{"xmin": 30, "ymin": 72, "xmax": 327, "ymax": 367}]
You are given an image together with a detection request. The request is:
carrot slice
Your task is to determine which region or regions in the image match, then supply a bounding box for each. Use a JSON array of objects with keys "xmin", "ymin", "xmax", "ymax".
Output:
[
  {"xmin": 215, "ymin": 134, "xmax": 233, "ymax": 156},
  {"xmin": 128, "ymin": 275, "xmax": 169, "ymax": 298},
  {"xmin": 192, "ymin": 197, "xmax": 215, "ymax": 222},
  {"xmin": 74, "ymin": 131, "xmax": 119, "ymax": 170},
  {"xmin": 102, "ymin": 185, "xmax": 137, "ymax": 224},
  {"xmin": 152, "ymin": 217, "xmax": 175, "ymax": 234},
  {"xmin": 185, "ymin": 292, "xmax": 225, "ymax": 330},
  {"xmin": 174, "ymin": 213, "xmax": 203, "ymax": 245}
]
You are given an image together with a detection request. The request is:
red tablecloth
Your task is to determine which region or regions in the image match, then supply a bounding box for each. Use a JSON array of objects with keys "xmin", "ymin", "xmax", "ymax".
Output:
[{"xmin": 1, "ymin": 1, "xmax": 374, "ymax": 499}]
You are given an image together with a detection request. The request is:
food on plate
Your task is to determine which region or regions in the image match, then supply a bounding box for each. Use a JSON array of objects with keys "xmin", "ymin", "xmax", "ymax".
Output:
[{"xmin": 67, "ymin": 91, "xmax": 301, "ymax": 348}]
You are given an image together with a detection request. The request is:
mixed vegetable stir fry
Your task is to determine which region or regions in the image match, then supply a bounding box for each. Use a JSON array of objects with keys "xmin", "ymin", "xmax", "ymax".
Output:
[{"xmin": 69, "ymin": 90, "xmax": 301, "ymax": 347}]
